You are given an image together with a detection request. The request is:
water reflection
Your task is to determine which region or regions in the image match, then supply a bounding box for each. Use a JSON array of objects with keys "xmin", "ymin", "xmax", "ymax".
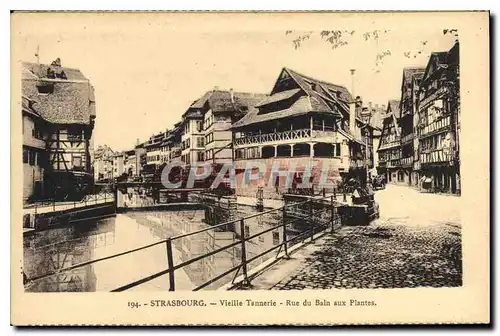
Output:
[{"xmin": 24, "ymin": 204, "xmax": 308, "ymax": 292}]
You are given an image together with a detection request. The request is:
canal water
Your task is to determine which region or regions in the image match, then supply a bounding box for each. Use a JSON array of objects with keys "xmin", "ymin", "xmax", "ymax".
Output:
[{"xmin": 23, "ymin": 204, "xmax": 308, "ymax": 292}]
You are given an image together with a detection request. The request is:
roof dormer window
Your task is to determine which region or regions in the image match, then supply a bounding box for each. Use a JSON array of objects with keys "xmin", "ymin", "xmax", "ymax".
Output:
[{"xmin": 36, "ymin": 83, "xmax": 54, "ymax": 95}]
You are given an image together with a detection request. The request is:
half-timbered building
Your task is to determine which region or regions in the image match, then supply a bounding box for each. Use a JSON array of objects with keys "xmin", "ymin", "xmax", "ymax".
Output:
[
  {"xmin": 93, "ymin": 144, "xmax": 114, "ymax": 182},
  {"xmin": 185, "ymin": 89, "xmax": 267, "ymax": 165},
  {"xmin": 417, "ymin": 41, "xmax": 460, "ymax": 194},
  {"xmin": 22, "ymin": 95, "xmax": 47, "ymax": 202},
  {"xmin": 398, "ymin": 67, "xmax": 425, "ymax": 186},
  {"xmin": 22, "ymin": 59, "xmax": 96, "ymax": 200},
  {"xmin": 377, "ymin": 100, "xmax": 402, "ymax": 184},
  {"xmin": 231, "ymin": 67, "xmax": 374, "ymax": 199}
]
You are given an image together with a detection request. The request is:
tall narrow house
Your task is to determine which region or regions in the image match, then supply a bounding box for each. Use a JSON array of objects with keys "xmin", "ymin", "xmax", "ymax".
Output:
[
  {"xmin": 417, "ymin": 41, "xmax": 460, "ymax": 194},
  {"xmin": 186, "ymin": 89, "xmax": 267, "ymax": 165},
  {"xmin": 377, "ymin": 100, "xmax": 402, "ymax": 184},
  {"xmin": 22, "ymin": 58, "xmax": 96, "ymax": 201},
  {"xmin": 398, "ymin": 67, "xmax": 425, "ymax": 186},
  {"xmin": 22, "ymin": 95, "xmax": 47, "ymax": 202},
  {"xmin": 231, "ymin": 67, "xmax": 374, "ymax": 199}
]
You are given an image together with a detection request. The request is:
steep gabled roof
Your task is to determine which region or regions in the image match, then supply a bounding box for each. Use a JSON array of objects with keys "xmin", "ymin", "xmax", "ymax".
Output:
[
  {"xmin": 421, "ymin": 52, "xmax": 448, "ymax": 83},
  {"xmin": 402, "ymin": 67, "xmax": 426, "ymax": 86},
  {"xmin": 232, "ymin": 67, "xmax": 351, "ymax": 129},
  {"xmin": 21, "ymin": 95, "xmax": 42, "ymax": 119},
  {"xmin": 232, "ymin": 96, "xmax": 313, "ymax": 128},
  {"xmin": 284, "ymin": 68, "xmax": 352, "ymax": 105},
  {"xmin": 387, "ymin": 99, "xmax": 401, "ymax": 119},
  {"xmin": 368, "ymin": 106, "xmax": 386, "ymax": 131},
  {"xmin": 188, "ymin": 90, "xmax": 267, "ymax": 114},
  {"xmin": 255, "ymin": 88, "xmax": 301, "ymax": 107},
  {"xmin": 21, "ymin": 61, "xmax": 95, "ymax": 125}
]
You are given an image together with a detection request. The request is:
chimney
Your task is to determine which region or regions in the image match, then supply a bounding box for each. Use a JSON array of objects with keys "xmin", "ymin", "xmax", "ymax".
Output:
[
  {"xmin": 368, "ymin": 101, "xmax": 373, "ymax": 111},
  {"xmin": 136, "ymin": 138, "xmax": 140, "ymax": 146},
  {"xmin": 381, "ymin": 104, "xmax": 386, "ymax": 111},
  {"xmin": 349, "ymin": 69, "xmax": 356, "ymax": 136},
  {"xmin": 213, "ymin": 86, "xmax": 220, "ymax": 91},
  {"xmin": 229, "ymin": 88, "xmax": 235, "ymax": 103}
]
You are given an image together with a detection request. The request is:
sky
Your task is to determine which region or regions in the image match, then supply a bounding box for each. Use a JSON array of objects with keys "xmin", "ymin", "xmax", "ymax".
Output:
[{"xmin": 13, "ymin": 14, "xmax": 458, "ymax": 151}]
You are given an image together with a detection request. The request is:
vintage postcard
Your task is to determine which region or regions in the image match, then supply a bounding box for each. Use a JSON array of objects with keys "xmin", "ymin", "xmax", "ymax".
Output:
[{"xmin": 11, "ymin": 11, "xmax": 490, "ymax": 326}]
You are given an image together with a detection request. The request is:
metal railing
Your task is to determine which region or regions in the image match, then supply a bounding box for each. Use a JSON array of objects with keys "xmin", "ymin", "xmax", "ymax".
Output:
[
  {"xmin": 24, "ymin": 195, "xmax": 342, "ymax": 291},
  {"xmin": 23, "ymin": 192, "xmax": 115, "ymax": 216}
]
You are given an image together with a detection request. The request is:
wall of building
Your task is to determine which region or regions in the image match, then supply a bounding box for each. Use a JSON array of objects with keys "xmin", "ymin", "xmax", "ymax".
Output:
[
  {"xmin": 233, "ymin": 157, "xmax": 346, "ymax": 199},
  {"xmin": 48, "ymin": 126, "xmax": 89, "ymax": 172}
]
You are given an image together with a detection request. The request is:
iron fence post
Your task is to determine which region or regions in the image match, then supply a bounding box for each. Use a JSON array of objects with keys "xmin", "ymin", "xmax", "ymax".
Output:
[
  {"xmin": 343, "ymin": 190, "xmax": 347, "ymax": 202},
  {"xmin": 333, "ymin": 188, "xmax": 337, "ymax": 200},
  {"xmin": 309, "ymin": 199, "xmax": 315, "ymax": 242},
  {"xmin": 330, "ymin": 195, "xmax": 335, "ymax": 233},
  {"xmin": 166, "ymin": 238, "xmax": 175, "ymax": 291},
  {"xmin": 239, "ymin": 219, "xmax": 249, "ymax": 287},
  {"xmin": 282, "ymin": 205, "xmax": 289, "ymax": 258},
  {"xmin": 52, "ymin": 201, "xmax": 55, "ymax": 212}
]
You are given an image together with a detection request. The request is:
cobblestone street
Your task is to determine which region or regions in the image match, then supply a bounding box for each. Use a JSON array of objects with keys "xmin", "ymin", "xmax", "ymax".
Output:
[{"xmin": 249, "ymin": 185, "xmax": 462, "ymax": 290}]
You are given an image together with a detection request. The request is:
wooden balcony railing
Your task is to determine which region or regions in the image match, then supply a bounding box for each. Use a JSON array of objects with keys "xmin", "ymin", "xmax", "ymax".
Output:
[
  {"xmin": 378, "ymin": 140, "xmax": 400, "ymax": 150},
  {"xmin": 401, "ymin": 133, "xmax": 414, "ymax": 145},
  {"xmin": 234, "ymin": 129, "xmax": 341, "ymax": 146},
  {"xmin": 386, "ymin": 159, "xmax": 400, "ymax": 168},
  {"xmin": 400, "ymin": 157, "xmax": 413, "ymax": 166},
  {"xmin": 420, "ymin": 148, "xmax": 452, "ymax": 165},
  {"xmin": 418, "ymin": 86, "xmax": 448, "ymax": 109},
  {"xmin": 418, "ymin": 116, "xmax": 451, "ymax": 137}
]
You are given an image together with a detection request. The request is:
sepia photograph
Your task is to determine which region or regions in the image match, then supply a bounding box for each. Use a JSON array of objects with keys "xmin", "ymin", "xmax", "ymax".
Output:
[{"xmin": 10, "ymin": 11, "xmax": 489, "ymax": 326}]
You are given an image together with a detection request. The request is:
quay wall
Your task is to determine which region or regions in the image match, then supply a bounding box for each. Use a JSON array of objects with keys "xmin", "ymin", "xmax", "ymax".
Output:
[{"xmin": 23, "ymin": 202, "xmax": 116, "ymax": 235}]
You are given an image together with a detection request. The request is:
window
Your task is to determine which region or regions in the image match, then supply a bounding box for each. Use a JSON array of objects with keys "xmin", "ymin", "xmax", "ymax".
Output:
[
  {"xmin": 196, "ymin": 136, "xmax": 204, "ymax": 148},
  {"xmin": 333, "ymin": 143, "xmax": 341, "ymax": 157},
  {"xmin": 186, "ymin": 139, "xmax": 191, "ymax": 149},
  {"xmin": 32, "ymin": 123, "xmax": 43, "ymax": 139},
  {"xmin": 197, "ymin": 152, "xmax": 204, "ymax": 162},
  {"xmin": 235, "ymin": 149, "xmax": 245, "ymax": 159},
  {"xmin": 36, "ymin": 83, "xmax": 54, "ymax": 95},
  {"xmin": 67, "ymin": 127, "xmax": 83, "ymax": 141},
  {"xmin": 29, "ymin": 150, "xmax": 36, "ymax": 166},
  {"xmin": 72, "ymin": 155, "xmax": 82, "ymax": 168},
  {"xmin": 23, "ymin": 148, "xmax": 29, "ymax": 164}
]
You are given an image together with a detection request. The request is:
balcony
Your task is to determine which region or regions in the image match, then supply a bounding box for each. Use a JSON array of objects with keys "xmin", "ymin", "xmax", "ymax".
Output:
[
  {"xmin": 170, "ymin": 147, "xmax": 182, "ymax": 158},
  {"xmin": 349, "ymin": 157, "xmax": 371, "ymax": 169},
  {"xmin": 234, "ymin": 129, "xmax": 343, "ymax": 147},
  {"xmin": 420, "ymin": 148, "xmax": 453, "ymax": 165},
  {"xmin": 386, "ymin": 159, "xmax": 400, "ymax": 168},
  {"xmin": 419, "ymin": 86, "xmax": 448, "ymax": 109},
  {"xmin": 378, "ymin": 138, "xmax": 400, "ymax": 151},
  {"xmin": 418, "ymin": 116, "xmax": 451, "ymax": 138},
  {"xmin": 401, "ymin": 133, "xmax": 414, "ymax": 145},
  {"xmin": 400, "ymin": 157, "xmax": 413, "ymax": 167}
]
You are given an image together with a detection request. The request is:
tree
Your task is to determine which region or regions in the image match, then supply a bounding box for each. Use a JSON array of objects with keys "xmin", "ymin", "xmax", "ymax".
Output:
[{"xmin": 285, "ymin": 29, "xmax": 459, "ymax": 74}]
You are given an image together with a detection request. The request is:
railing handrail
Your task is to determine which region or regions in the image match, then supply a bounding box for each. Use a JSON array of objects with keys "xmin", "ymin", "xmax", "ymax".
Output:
[{"xmin": 25, "ymin": 195, "xmax": 337, "ymax": 287}]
